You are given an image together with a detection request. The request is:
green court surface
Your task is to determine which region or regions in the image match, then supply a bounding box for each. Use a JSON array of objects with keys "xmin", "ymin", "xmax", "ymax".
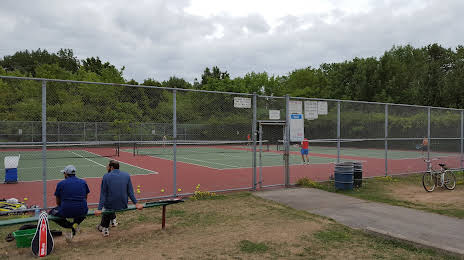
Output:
[
  {"xmin": 0, "ymin": 150, "xmax": 155, "ymax": 182},
  {"xmin": 283, "ymin": 145, "xmax": 457, "ymax": 160},
  {"xmin": 124, "ymin": 146, "xmax": 337, "ymax": 169}
]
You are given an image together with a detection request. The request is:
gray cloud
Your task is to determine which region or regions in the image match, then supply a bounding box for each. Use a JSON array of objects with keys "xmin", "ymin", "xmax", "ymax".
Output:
[{"xmin": 0, "ymin": 0, "xmax": 463, "ymax": 82}]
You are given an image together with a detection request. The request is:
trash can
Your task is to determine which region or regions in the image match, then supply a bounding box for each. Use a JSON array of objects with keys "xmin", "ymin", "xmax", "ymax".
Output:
[
  {"xmin": 353, "ymin": 162, "xmax": 363, "ymax": 188},
  {"xmin": 334, "ymin": 163, "xmax": 354, "ymax": 190},
  {"xmin": 4, "ymin": 156, "xmax": 20, "ymax": 184}
]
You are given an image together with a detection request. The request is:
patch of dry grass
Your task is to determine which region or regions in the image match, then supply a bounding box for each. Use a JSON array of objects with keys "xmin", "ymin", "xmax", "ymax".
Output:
[{"xmin": 0, "ymin": 192, "xmax": 455, "ymax": 259}]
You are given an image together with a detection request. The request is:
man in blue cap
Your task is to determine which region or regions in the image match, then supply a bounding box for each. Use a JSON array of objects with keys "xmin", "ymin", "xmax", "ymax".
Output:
[{"xmin": 49, "ymin": 165, "xmax": 90, "ymax": 242}]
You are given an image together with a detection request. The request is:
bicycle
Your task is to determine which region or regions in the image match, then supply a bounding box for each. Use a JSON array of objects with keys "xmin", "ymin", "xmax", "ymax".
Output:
[{"xmin": 422, "ymin": 159, "xmax": 456, "ymax": 192}]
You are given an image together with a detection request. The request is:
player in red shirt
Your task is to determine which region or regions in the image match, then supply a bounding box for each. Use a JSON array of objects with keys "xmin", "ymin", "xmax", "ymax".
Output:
[{"xmin": 300, "ymin": 138, "xmax": 310, "ymax": 164}]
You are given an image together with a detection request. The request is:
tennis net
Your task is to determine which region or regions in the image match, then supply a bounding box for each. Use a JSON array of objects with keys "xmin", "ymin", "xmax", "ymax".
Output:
[
  {"xmin": 0, "ymin": 142, "xmax": 120, "ymax": 160},
  {"xmin": 129, "ymin": 140, "xmax": 269, "ymax": 156}
]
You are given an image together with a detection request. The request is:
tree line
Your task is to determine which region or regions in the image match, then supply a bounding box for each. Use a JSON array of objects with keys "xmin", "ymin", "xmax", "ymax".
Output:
[{"xmin": 0, "ymin": 45, "xmax": 463, "ymax": 142}]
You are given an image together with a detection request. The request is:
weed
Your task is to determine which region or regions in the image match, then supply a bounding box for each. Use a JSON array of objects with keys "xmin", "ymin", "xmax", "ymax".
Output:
[{"xmin": 238, "ymin": 240, "xmax": 269, "ymax": 253}]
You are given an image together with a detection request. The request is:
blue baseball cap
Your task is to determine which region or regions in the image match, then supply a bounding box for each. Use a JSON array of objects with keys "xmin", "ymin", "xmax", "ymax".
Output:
[{"xmin": 61, "ymin": 165, "xmax": 77, "ymax": 175}]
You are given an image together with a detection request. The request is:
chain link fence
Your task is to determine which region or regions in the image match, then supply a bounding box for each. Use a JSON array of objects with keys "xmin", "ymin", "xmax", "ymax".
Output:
[{"xmin": 0, "ymin": 75, "xmax": 463, "ymax": 214}]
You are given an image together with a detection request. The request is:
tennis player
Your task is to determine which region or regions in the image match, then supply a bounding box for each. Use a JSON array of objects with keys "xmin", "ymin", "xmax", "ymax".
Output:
[{"xmin": 300, "ymin": 138, "xmax": 310, "ymax": 164}]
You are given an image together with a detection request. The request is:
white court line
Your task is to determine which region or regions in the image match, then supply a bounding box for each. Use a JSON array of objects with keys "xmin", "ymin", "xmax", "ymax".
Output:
[
  {"xmin": 83, "ymin": 150, "xmax": 158, "ymax": 174},
  {"xmin": 119, "ymin": 150, "xmax": 239, "ymax": 170},
  {"xmin": 70, "ymin": 151, "xmax": 106, "ymax": 167},
  {"xmin": 12, "ymin": 173, "xmax": 157, "ymax": 183},
  {"xmin": 0, "ymin": 164, "xmax": 107, "ymax": 172},
  {"xmin": 175, "ymin": 156, "xmax": 240, "ymax": 168}
]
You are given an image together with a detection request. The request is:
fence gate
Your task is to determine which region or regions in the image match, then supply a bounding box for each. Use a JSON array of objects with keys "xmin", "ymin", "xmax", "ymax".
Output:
[{"xmin": 258, "ymin": 121, "xmax": 286, "ymax": 188}]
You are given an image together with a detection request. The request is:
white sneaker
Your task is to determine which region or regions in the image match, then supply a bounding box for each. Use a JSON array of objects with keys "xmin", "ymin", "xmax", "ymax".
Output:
[
  {"xmin": 102, "ymin": 227, "xmax": 109, "ymax": 237},
  {"xmin": 111, "ymin": 218, "xmax": 118, "ymax": 227},
  {"xmin": 64, "ymin": 231, "xmax": 73, "ymax": 242}
]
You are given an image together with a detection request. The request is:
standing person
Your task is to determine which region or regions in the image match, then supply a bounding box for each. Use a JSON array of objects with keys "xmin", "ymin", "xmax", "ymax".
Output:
[
  {"xmin": 300, "ymin": 138, "xmax": 310, "ymax": 165},
  {"xmin": 49, "ymin": 165, "xmax": 90, "ymax": 242},
  {"xmin": 422, "ymin": 136, "xmax": 429, "ymax": 157},
  {"xmin": 95, "ymin": 160, "xmax": 143, "ymax": 237}
]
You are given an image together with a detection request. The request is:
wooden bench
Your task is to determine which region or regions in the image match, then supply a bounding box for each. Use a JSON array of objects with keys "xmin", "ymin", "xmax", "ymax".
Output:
[{"xmin": 0, "ymin": 199, "xmax": 183, "ymax": 230}]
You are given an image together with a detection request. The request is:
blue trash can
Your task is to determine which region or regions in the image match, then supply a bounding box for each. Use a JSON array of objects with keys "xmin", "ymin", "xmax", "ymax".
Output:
[{"xmin": 334, "ymin": 164, "xmax": 354, "ymax": 190}]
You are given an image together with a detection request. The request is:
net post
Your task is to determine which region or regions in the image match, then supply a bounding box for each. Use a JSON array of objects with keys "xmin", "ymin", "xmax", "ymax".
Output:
[
  {"xmin": 252, "ymin": 93, "xmax": 257, "ymax": 190},
  {"xmin": 41, "ymin": 80, "xmax": 47, "ymax": 210},
  {"xmin": 173, "ymin": 89, "xmax": 177, "ymax": 197},
  {"xmin": 284, "ymin": 95, "xmax": 290, "ymax": 187},
  {"xmin": 337, "ymin": 101, "xmax": 341, "ymax": 163},
  {"xmin": 385, "ymin": 104, "xmax": 388, "ymax": 176},
  {"xmin": 427, "ymin": 107, "xmax": 431, "ymax": 165}
]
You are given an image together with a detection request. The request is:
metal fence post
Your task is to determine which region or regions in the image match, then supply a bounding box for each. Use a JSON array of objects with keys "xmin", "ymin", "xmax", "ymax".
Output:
[
  {"xmin": 173, "ymin": 89, "xmax": 177, "ymax": 197},
  {"xmin": 337, "ymin": 101, "xmax": 341, "ymax": 163},
  {"xmin": 385, "ymin": 104, "xmax": 388, "ymax": 176},
  {"xmin": 461, "ymin": 110, "xmax": 463, "ymax": 170},
  {"xmin": 259, "ymin": 123, "xmax": 263, "ymax": 189},
  {"xmin": 284, "ymin": 95, "xmax": 290, "ymax": 187},
  {"xmin": 427, "ymin": 107, "xmax": 431, "ymax": 165},
  {"xmin": 41, "ymin": 80, "xmax": 47, "ymax": 209},
  {"xmin": 252, "ymin": 93, "xmax": 257, "ymax": 190}
]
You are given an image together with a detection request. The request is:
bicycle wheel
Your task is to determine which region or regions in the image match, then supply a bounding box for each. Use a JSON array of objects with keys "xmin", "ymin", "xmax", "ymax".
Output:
[
  {"xmin": 443, "ymin": 170, "xmax": 456, "ymax": 190},
  {"xmin": 422, "ymin": 171, "xmax": 435, "ymax": 192}
]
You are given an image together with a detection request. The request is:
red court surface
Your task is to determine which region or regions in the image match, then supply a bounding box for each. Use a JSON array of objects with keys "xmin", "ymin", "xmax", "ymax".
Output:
[{"xmin": 1, "ymin": 149, "xmax": 462, "ymax": 209}]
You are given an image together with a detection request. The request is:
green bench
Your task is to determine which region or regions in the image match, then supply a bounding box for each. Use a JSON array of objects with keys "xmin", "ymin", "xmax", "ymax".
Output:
[{"xmin": 0, "ymin": 199, "xmax": 184, "ymax": 230}]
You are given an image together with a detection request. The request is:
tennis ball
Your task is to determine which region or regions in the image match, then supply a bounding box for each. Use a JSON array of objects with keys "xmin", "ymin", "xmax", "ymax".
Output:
[
  {"xmin": 161, "ymin": 189, "xmax": 165, "ymax": 193},
  {"xmin": 24, "ymin": 198, "xmax": 28, "ymax": 201},
  {"xmin": 178, "ymin": 188, "xmax": 182, "ymax": 192},
  {"xmin": 137, "ymin": 185, "xmax": 141, "ymax": 188},
  {"xmin": 137, "ymin": 189, "xmax": 141, "ymax": 194}
]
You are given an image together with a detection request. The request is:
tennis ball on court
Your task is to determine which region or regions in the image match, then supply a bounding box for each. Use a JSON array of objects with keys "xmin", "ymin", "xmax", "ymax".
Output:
[
  {"xmin": 137, "ymin": 189, "xmax": 141, "ymax": 194},
  {"xmin": 24, "ymin": 198, "xmax": 28, "ymax": 201},
  {"xmin": 137, "ymin": 185, "xmax": 141, "ymax": 188},
  {"xmin": 161, "ymin": 189, "xmax": 165, "ymax": 193},
  {"xmin": 178, "ymin": 188, "xmax": 182, "ymax": 192}
]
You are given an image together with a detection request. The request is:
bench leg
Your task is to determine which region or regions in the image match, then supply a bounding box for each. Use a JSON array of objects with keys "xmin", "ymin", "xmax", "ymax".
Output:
[{"xmin": 162, "ymin": 205, "xmax": 166, "ymax": 229}]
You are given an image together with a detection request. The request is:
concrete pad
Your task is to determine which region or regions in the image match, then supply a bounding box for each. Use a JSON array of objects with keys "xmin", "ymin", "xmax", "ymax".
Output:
[{"xmin": 255, "ymin": 188, "xmax": 464, "ymax": 257}]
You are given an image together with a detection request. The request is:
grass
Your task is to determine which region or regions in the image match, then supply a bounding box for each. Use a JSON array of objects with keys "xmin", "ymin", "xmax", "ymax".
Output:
[
  {"xmin": 303, "ymin": 171, "xmax": 464, "ymax": 219},
  {"xmin": 0, "ymin": 192, "xmax": 459, "ymax": 259}
]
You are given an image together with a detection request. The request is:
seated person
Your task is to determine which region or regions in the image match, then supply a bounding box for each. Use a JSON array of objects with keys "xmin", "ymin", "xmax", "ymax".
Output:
[{"xmin": 49, "ymin": 165, "xmax": 90, "ymax": 242}]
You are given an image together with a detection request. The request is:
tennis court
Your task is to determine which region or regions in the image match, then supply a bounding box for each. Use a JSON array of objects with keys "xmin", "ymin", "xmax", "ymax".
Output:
[
  {"xmin": 122, "ymin": 141, "xmax": 359, "ymax": 170},
  {"xmin": 0, "ymin": 145, "xmax": 156, "ymax": 182}
]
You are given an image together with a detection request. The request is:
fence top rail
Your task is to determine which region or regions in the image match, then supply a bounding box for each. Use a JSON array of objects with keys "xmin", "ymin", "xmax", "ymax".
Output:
[
  {"xmin": 0, "ymin": 75, "xmax": 254, "ymax": 96},
  {"xmin": 1, "ymin": 75, "xmax": 463, "ymax": 111},
  {"xmin": 289, "ymin": 96, "xmax": 464, "ymax": 111}
]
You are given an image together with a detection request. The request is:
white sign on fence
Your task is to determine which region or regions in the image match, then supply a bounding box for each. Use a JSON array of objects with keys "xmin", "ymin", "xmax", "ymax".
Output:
[
  {"xmin": 151, "ymin": 129, "xmax": 156, "ymax": 135},
  {"xmin": 233, "ymin": 97, "xmax": 251, "ymax": 108},
  {"xmin": 269, "ymin": 110, "xmax": 280, "ymax": 120},
  {"xmin": 318, "ymin": 101, "xmax": 328, "ymax": 115},
  {"xmin": 290, "ymin": 114, "xmax": 304, "ymax": 142},
  {"xmin": 289, "ymin": 100, "xmax": 302, "ymax": 114},
  {"xmin": 304, "ymin": 101, "xmax": 318, "ymax": 120}
]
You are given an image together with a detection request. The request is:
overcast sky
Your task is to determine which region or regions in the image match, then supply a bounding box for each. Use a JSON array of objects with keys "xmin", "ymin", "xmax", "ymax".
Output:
[{"xmin": 0, "ymin": 0, "xmax": 463, "ymax": 82}]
